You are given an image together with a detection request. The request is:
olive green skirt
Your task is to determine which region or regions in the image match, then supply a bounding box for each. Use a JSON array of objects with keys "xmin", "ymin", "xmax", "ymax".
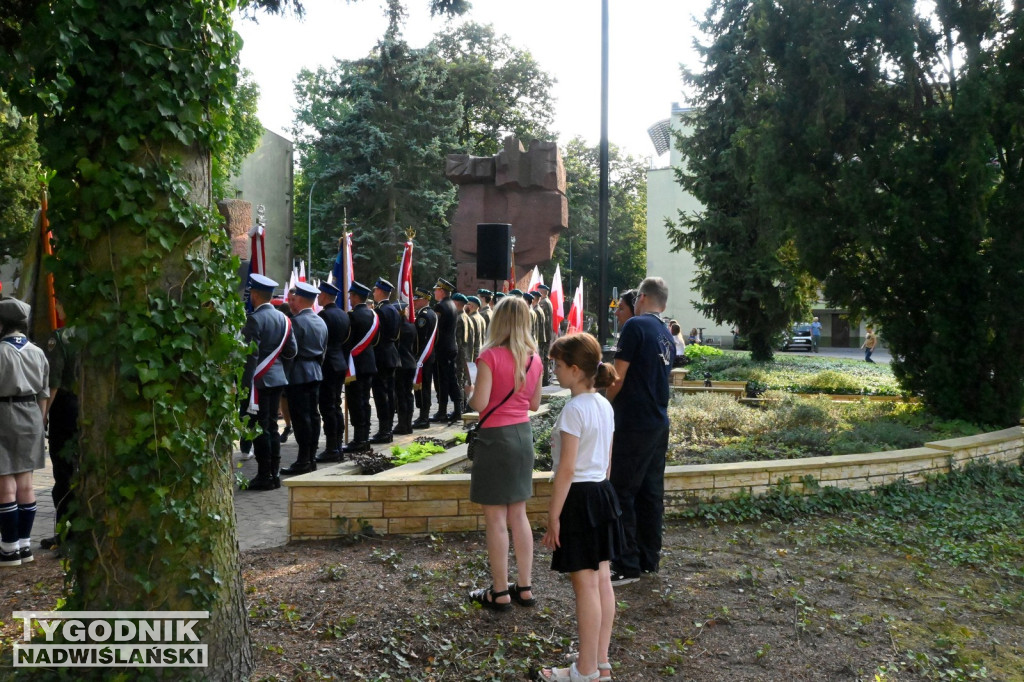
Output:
[{"xmin": 469, "ymin": 421, "xmax": 535, "ymax": 505}]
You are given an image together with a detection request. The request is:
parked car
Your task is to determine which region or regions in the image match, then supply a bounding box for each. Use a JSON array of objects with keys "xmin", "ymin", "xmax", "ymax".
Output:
[{"xmin": 780, "ymin": 323, "xmax": 813, "ymax": 352}]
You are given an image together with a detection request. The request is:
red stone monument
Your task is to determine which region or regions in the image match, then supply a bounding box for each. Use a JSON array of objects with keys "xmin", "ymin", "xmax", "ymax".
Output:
[{"xmin": 446, "ymin": 137, "xmax": 567, "ymax": 292}]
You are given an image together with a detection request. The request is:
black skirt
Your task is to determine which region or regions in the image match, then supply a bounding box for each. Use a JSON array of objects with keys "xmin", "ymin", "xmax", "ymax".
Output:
[{"xmin": 550, "ymin": 480, "xmax": 625, "ymax": 574}]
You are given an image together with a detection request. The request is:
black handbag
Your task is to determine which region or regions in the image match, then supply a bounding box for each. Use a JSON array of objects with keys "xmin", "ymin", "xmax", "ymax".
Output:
[{"xmin": 466, "ymin": 357, "xmax": 534, "ymax": 461}]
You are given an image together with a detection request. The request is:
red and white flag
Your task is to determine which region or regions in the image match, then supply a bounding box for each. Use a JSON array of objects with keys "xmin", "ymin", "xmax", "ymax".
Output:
[
  {"xmin": 566, "ymin": 277, "xmax": 584, "ymax": 334},
  {"xmin": 298, "ymin": 260, "xmax": 307, "ymax": 283},
  {"xmin": 248, "ymin": 224, "xmax": 266, "ymax": 276},
  {"xmin": 550, "ymin": 264, "xmax": 565, "ymax": 336},
  {"xmin": 397, "ymin": 240, "xmax": 414, "ymax": 322},
  {"xmin": 527, "ymin": 265, "xmax": 541, "ymax": 293}
]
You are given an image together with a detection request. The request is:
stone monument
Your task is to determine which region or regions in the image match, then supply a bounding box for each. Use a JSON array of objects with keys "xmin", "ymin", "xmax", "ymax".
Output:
[{"xmin": 445, "ymin": 137, "xmax": 567, "ymax": 292}]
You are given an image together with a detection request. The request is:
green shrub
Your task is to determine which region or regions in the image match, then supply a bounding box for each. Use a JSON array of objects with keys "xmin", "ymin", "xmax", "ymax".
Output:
[
  {"xmin": 684, "ymin": 344, "xmax": 724, "ymax": 361},
  {"xmin": 802, "ymin": 369, "xmax": 865, "ymax": 392}
]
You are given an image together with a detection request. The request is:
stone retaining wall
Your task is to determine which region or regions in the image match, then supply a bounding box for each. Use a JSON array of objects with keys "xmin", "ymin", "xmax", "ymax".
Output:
[{"xmin": 285, "ymin": 426, "xmax": 1024, "ymax": 541}]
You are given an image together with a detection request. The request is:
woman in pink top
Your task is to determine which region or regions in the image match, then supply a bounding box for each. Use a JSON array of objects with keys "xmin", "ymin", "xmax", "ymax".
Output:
[{"xmin": 466, "ymin": 296, "xmax": 543, "ymax": 611}]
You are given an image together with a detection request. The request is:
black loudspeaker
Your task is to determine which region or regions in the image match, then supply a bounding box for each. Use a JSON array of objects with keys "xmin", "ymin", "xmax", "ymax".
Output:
[{"xmin": 476, "ymin": 223, "xmax": 511, "ymax": 280}]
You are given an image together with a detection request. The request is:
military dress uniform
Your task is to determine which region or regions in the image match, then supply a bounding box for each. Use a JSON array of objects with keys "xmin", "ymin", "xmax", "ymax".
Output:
[
  {"xmin": 242, "ymin": 276, "xmax": 298, "ymax": 491},
  {"xmin": 371, "ymin": 279, "xmax": 401, "ymax": 444},
  {"xmin": 430, "ymin": 279, "xmax": 460, "ymax": 423},
  {"xmin": 393, "ymin": 303, "xmax": 417, "ymax": 435},
  {"xmin": 316, "ymin": 282, "xmax": 350, "ymax": 463},
  {"xmin": 281, "ymin": 283, "xmax": 328, "ymax": 476},
  {"xmin": 411, "ymin": 289, "xmax": 437, "ymax": 429},
  {"xmin": 537, "ymin": 287, "xmax": 554, "ymax": 385},
  {"xmin": 0, "ymin": 299, "xmax": 49, "ymax": 566},
  {"xmin": 343, "ymin": 282, "xmax": 378, "ymax": 452},
  {"xmin": 452, "ymin": 293, "xmax": 472, "ymax": 417}
]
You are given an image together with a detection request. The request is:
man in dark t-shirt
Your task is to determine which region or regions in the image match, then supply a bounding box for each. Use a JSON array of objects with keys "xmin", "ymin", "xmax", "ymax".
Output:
[{"xmin": 606, "ymin": 277, "xmax": 676, "ymax": 586}]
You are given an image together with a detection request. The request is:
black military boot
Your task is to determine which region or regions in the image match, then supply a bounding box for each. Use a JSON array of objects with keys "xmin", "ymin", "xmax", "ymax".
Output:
[
  {"xmin": 449, "ymin": 398, "xmax": 462, "ymax": 425},
  {"xmin": 247, "ymin": 454, "xmax": 276, "ymax": 491}
]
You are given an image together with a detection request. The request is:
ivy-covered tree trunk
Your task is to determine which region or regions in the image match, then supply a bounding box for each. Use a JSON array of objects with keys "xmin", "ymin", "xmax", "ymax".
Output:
[{"xmin": 3, "ymin": 2, "xmax": 252, "ymax": 678}]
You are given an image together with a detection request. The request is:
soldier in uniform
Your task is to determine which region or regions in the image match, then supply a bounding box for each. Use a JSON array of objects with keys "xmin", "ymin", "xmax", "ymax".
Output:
[
  {"xmin": 536, "ymin": 284, "xmax": 553, "ymax": 385},
  {"xmin": 343, "ymin": 281, "xmax": 378, "ymax": 453},
  {"xmin": 315, "ymin": 282, "xmax": 349, "ymax": 464},
  {"xmin": 242, "ymin": 274, "xmax": 298, "ymax": 491},
  {"xmin": 522, "ymin": 291, "xmax": 538, "ymax": 342},
  {"xmin": 0, "ymin": 298, "xmax": 49, "ymax": 566},
  {"xmin": 281, "ymin": 282, "xmax": 328, "ymax": 476},
  {"xmin": 411, "ymin": 287, "xmax": 437, "ymax": 430},
  {"xmin": 466, "ymin": 296, "xmax": 487, "ymax": 359},
  {"xmin": 452, "ymin": 292, "xmax": 472, "ymax": 413},
  {"xmin": 430, "ymin": 278, "xmax": 460, "ymax": 424},
  {"xmin": 477, "ymin": 289, "xmax": 493, "ymax": 328},
  {"xmin": 370, "ymin": 279, "xmax": 400, "ymax": 444},
  {"xmin": 42, "ymin": 324, "xmax": 79, "ymax": 551},
  {"xmin": 393, "ymin": 302, "xmax": 417, "ymax": 435}
]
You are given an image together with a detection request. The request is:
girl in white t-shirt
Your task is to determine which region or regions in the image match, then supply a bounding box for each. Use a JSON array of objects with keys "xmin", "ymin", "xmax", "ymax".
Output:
[{"xmin": 538, "ymin": 333, "xmax": 624, "ymax": 682}]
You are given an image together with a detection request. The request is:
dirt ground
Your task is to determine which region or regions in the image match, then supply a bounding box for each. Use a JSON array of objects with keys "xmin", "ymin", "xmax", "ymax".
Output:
[{"xmin": 4, "ymin": 515, "xmax": 1021, "ymax": 681}]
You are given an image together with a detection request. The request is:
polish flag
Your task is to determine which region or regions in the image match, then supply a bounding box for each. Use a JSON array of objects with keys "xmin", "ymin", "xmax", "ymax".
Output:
[
  {"xmin": 332, "ymin": 233, "xmax": 355, "ymax": 311},
  {"xmin": 550, "ymin": 264, "xmax": 564, "ymax": 336},
  {"xmin": 566, "ymin": 277, "xmax": 584, "ymax": 334},
  {"xmin": 299, "ymin": 260, "xmax": 307, "ymax": 283},
  {"xmin": 397, "ymin": 240, "xmax": 414, "ymax": 322},
  {"xmin": 526, "ymin": 265, "xmax": 541, "ymax": 293}
]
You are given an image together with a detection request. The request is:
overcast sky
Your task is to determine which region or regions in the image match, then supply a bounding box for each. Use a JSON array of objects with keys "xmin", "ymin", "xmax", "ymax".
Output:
[{"xmin": 234, "ymin": 0, "xmax": 711, "ymax": 161}]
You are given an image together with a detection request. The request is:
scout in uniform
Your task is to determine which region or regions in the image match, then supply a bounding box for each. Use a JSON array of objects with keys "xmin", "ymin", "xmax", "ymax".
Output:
[
  {"xmin": 466, "ymin": 295, "xmax": 487, "ymax": 360},
  {"xmin": 315, "ymin": 281, "xmax": 350, "ymax": 463},
  {"xmin": 343, "ymin": 281, "xmax": 378, "ymax": 453},
  {"xmin": 411, "ymin": 287, "xmax": 438, "ymax": 429},
  {"xmin": 42, "ymin": 324, "xmax": 79, "ymax": 551},
  {"xmin": 370, "ymin": 279, "xmax": 400, "ymax": 444},
  {"xmin": 242, "ymin": 274, "xmax": 298, "ymax": 491},
  {"xmin": 281, "ymin": 281, "xmax": 328, "ymax": 476},
  {"xmin": 477, "ymin": 289, "xmax": 493, "ymax": 328},
  {"xmin": 0, "ymin": 298, "xmax": 49, "ymax": 566},
  {"xmin": 452, "ymin": 292, "xmax": 473, "ymax": 411}
]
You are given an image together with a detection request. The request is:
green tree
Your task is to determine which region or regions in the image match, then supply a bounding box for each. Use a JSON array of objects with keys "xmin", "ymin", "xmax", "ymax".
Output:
[
  {"xmin": 750, "ymin": 0, "xmax": 1024, "ymax": 424},
  {"xmin": 666, "ymin": 0, "xmax": 818, "ymax": 362},
  {"xmin": 554, "ymin": 136, "xmax": 647, "ymax": 320},
  {"xmin": 0, "ymin": 1, "xmax": 467, "ymax": 679},
  {"xmin": 307, "ymin": 3, "xmax": 462, "ymax": 281},
  {"xmin": 431, "ymin": 21, "xmax": 556, "ymax": 155},
  {"xmin": 0, "ymin": 88, "xmax": 40, "ymax": 261}
]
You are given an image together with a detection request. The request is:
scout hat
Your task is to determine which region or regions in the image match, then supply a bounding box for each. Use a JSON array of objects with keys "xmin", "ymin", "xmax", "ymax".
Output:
[
  {"xmin": 451, "ymin": 292, "xmax": 469, "ymax": 303},
  {"xmin": 467, "ymin": 295, "xmax": 481, "ymax": 307}
]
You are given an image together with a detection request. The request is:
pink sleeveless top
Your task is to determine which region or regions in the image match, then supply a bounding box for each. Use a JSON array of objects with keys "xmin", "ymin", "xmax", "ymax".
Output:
[{"xmin": 477, "ymin": 347, "xmax": 542, "ymax": 428}]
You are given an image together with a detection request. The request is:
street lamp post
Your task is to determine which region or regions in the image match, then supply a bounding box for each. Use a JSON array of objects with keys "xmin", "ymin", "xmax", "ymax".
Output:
[{"xmin": 307, "ymin": 177, "xmax": 321, "ymax": 270}]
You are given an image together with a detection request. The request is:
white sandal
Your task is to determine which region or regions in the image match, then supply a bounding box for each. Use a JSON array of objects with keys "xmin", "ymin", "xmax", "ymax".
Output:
[{"xmin": 536, "ymin": 662, "xmax": 600, "ymax": 682}]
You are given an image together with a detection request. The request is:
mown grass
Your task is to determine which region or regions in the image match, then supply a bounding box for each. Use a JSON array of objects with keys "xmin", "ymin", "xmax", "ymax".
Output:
[
  {"xmin": 668, "ymin": 392, "xmax": 991, "ymax": 465},
  {"xmin": 687, "ymin": 349, "xmax": 903, "ymax": 395}
]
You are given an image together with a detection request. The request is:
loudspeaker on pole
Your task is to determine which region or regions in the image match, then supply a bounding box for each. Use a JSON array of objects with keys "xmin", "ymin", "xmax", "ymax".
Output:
[{"xmin": 476, "ymin": 223, "xmax": 511, "ymax": 281}]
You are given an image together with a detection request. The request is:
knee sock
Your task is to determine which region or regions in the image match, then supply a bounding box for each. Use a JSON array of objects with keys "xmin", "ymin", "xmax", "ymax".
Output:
[
  {"xmin": 0, "ymin": 502, "xmax": 18, "ymax": 554},
  {"xmin": 18, "ymin": 502, "xmax": 36, "ymax": 549}
]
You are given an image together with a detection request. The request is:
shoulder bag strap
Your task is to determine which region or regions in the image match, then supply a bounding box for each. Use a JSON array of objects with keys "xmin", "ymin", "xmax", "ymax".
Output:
[{"xmin": 477, "ymin": 356, "xmax": 535, "ymax": 428}]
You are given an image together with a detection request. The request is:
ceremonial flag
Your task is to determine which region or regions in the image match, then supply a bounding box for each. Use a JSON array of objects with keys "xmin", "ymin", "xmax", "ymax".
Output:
[
  {"xmin": 527, "ymin": 265, "xmax": 541, "ymax": 293},
  {"xmin": 332, "ymin": 232, "xmax": 355, "ymax": 311},
  {"xmin": 550, "ymin": 264, "xmax": 564, "ymax": 336},
  {"xmin": 245, "ymin": 223, "xmax": 266, "ymax": 312},
  {"xmin": 566, "ymin": 277, "xmax": 584, "ymax": 334},
  {"xmin": 299, "ymin": 260, "xmax": 306, "ymax": 283},
  {"xmin": 507, "ymin": 247, "xmax": 516, "ymax": 292},
  {"xmin": 397, "ymin": 239, "xmax": 414, "ymax": 322},
  {"xmin": 287, "ymin": 266, "xmax": 298, "ymax": 298}
]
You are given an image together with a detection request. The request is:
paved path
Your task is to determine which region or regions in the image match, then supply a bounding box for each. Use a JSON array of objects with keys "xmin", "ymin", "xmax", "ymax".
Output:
[{"xmin": 30, "ymin": 393, "xmax": 535, "ymax": 552}]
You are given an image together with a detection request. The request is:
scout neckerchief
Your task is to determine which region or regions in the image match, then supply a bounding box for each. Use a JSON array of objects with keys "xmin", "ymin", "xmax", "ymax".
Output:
[
  {"xmin": 248, "ymin": 311, "xmax": 292, "ymax": 415},
  {"xmin": 1, "ymin": 335, "xmax": 29, "ymax": 350},
  {"xmin": 345, "ymin": 307, "xmax": 380, "ymax": 383}
]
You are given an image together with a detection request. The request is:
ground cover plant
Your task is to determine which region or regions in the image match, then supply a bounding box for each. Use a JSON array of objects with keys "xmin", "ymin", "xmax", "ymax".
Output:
[
  {"xmin": 688, "ymin": 349, "xmax": 903, "ymax": 396},
  {"xmin": 4, "ymin": 462, "xmax": 1022, "ymax": 680},
  {"xmin": 668, "ymin": 392, "xmax": 991, "ymax": 465}
]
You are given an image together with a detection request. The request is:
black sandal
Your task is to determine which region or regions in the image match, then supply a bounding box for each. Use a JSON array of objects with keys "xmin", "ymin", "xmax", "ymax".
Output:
[
  {"xmin": 508, "ymin": 582, "xmax": 537, "ymax": 607},
  {"xmin": 468, "ymin": 585, "xmax": 512, "ymax": 612}
]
